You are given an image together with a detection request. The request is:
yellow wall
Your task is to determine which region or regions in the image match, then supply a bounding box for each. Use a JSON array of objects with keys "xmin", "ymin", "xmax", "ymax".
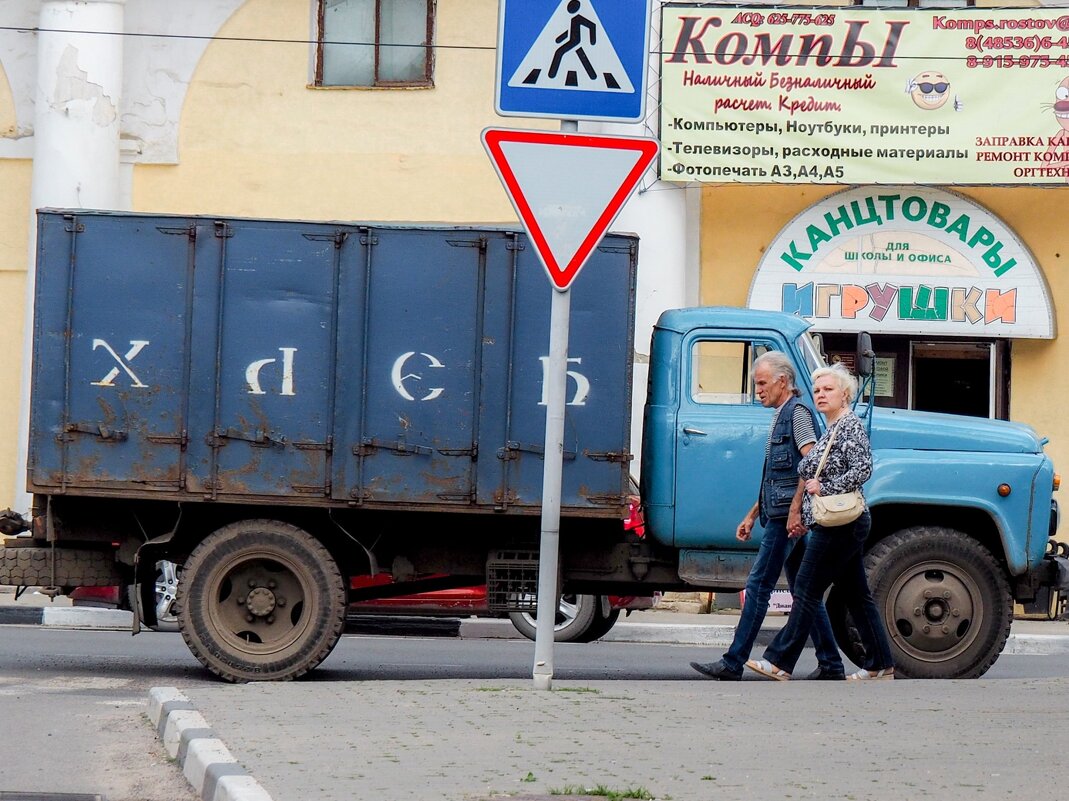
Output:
[
  {"xmin": 0, "ymin": 57, "xmax": 30, "ymax": 507},
  {"xmin": 134, "ymin": 0, "xmax": 548, "ymax": 223},
  {"xmin": 699, "ymin": 184, "xmax": 1069, "ymax": 480}
]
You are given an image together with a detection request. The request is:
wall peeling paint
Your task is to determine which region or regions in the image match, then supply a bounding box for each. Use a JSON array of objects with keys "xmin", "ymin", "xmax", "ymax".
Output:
[{"xmin": 52, "ymin": 45, "xmax": 117, "ymax": 125}]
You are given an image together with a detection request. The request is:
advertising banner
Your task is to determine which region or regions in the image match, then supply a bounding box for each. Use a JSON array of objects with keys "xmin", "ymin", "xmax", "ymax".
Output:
[
  {"xmin": 747, "ymin": 187, "xmax": 1055, "ymax": 338},
  {"xmin": 660, "ymin": 5, "xmax": 1069, "ymax": 184}
]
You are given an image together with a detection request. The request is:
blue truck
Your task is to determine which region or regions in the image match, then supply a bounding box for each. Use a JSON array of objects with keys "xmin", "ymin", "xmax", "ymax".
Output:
[{"xmin": 0, "ymin": 208, "xmax": 1064, "ymax": 682}]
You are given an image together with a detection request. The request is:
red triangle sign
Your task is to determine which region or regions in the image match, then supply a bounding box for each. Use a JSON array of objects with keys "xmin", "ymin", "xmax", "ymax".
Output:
[{"xmin": 482, "ymin": 128, "xmax": 659, "ymax": 291}]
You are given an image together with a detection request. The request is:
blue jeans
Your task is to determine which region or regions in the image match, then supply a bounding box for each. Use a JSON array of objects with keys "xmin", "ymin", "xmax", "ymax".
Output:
[
  {"xmin": 762, "ymin": 510, "xmax": 895, "ymax": 675},
  {"xmin": 722, "ymin": 517, "xmax": 844, "ymax": 674}
]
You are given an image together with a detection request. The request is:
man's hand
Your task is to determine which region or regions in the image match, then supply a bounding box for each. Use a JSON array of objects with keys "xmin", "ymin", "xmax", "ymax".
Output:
[
  {"xmin": 787, "ymin": 508, "xmax": 806, "ymax": 539},
  {"xmin": 736, "ymin": 516, "xmax": 755, "ymax": 542}
]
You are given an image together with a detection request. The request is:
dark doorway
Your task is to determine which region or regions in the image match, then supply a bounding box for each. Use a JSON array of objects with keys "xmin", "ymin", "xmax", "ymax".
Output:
[
  {"xmin": 821, "ymin": 334, "xmax": 1007, "ymax": 419},
  {"xmin": 911, "ymin": 342, "xmax": 991, "ymax": 418}
]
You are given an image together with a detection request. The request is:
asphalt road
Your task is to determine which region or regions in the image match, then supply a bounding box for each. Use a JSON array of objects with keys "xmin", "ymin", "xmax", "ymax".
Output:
[
  {"xmin": 3, "ymin": 624, "xmax": 1068, "ymax": 682},
  {"xmin": 2, "ymin": 625, "xmax": 1068, "ymax": 801}
]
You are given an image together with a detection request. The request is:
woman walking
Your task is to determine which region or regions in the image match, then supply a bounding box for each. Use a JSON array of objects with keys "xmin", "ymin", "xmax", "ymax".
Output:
[{"xmin": 745, "ymin": 363, "xmax": 896, "ymax": 681}]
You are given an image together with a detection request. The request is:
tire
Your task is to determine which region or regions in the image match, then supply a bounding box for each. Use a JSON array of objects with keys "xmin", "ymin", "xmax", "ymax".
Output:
[
  {"xmin": 575, "ymin": 605, "xmax": 621, "ymax": 643},
  {"xmin": 175, "ymin": 520, "xmax": 347, "ymax": 682},
  {"xmin": 830, "ymin": 526, "xmax": 1012, "ymax": 679},
  {"xmin": 508, "ymin": 593, "xmax": 599, "ymax": 643}
]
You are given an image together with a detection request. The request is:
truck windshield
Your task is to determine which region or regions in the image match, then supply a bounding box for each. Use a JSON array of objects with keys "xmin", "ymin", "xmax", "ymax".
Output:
[{"xmin": 797, "ymin": 333, "xmax": 826, "ymax": 379}]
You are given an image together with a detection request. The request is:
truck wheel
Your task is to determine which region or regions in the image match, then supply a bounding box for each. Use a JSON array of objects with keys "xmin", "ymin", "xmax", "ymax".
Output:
[
  {"xmin": 830, "ymin": 526, "xmax": 1012, "ymax": 679},
  {"xmin": 575, "ymin": 605, "xmax": 621, "ymax": 643},
  {"xmin": 509, "ymin": 594, "xmax": 599, "ymax": 642},
  {"xmin": 175, "ymin": 520, "xmax": 346, "ymax": 682}
]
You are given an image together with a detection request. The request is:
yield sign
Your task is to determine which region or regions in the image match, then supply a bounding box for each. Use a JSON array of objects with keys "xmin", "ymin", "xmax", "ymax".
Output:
[{"xmin": 482, "ymin": 128, "xmax": 658, "ymax": 290}]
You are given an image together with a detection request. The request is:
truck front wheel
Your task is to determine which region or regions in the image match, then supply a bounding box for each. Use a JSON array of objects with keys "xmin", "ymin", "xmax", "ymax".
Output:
[
  {"xmin": 830, "ymin": 526, "xmax": 1012, "ymax": 679},
  {"xmin": 176, "ymin": 520, "xmax": 347, "ymax": 682}
]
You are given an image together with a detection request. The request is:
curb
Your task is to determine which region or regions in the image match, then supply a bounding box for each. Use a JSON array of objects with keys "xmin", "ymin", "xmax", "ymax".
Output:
[
  {"xmin": 147, "ymin": 687, "xmax": 274, "ymax": 801},
  {"xmin": 0, "ymin": 605, "xmax": 133, "ymax": 629},
  {"xmin": 1004, "ymin": 633, "xmax": 1069, "ymax": 655},
  {"xmin": 458, "ymin": 618, "xmax": 758, "ymax": 646}
]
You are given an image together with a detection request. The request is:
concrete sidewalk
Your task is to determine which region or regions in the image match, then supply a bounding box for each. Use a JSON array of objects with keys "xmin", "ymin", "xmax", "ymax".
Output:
[
  {"xmin": 149, "ymin": 670, "xmax": 1069, "ymax": 801},
  {"xmin": 146, "ymin": 612, "xmax": 1069, "ymax": 801},
  {"xmin": 8, "ymin": 585, "xmax": 1069, "ymax": 801}
]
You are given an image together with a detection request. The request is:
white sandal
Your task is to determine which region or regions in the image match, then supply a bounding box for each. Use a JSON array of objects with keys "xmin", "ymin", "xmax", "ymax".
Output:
[
  {"xmin": 745, "ymin": 659, "xmax": 791, "ymax": 681},
  {"xmin": 847, "ymin": 667, "xmax": 895, "ymax": 681}
]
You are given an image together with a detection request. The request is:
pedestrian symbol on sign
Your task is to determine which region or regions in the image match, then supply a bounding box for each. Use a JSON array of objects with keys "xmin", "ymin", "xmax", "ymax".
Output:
[{"xmin": 508, "ymin": 0, "xmax": 633, "ymax": 93}]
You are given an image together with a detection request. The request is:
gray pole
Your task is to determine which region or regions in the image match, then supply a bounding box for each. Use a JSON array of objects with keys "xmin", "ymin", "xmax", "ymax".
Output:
[{"xmin": 532, "ymin": 119, "xmax": 578, "ymax": 690}]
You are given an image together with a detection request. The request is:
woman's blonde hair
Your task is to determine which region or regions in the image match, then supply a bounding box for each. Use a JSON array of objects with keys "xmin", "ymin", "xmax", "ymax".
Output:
[{"xmin": 811, "ymin": 362, "xmax": 858, "ymax": 404}]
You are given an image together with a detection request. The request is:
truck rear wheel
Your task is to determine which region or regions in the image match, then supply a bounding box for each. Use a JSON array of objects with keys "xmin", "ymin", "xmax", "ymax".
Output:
[
  {"xmin": 829, "ymin": 526, "xmax": 1012, "ymax": 679},
  {"xmin": 175, "ymin": 520, "xmax": 346, "ymax": 682}
]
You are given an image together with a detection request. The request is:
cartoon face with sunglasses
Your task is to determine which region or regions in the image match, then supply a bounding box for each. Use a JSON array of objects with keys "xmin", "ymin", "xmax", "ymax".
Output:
[{"xmin": 907, "ymin": 70, "xmax": 961, "ymax": 111}]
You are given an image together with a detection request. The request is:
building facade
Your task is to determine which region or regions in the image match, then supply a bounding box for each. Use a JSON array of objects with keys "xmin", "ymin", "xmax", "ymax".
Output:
[
  {"xmin": 0, "ymin": 0, "xmax": 696, "ymax": 510},
  {"xmin": 1, "ymin": 0, "xmax": 1066, "ymax": 514}
]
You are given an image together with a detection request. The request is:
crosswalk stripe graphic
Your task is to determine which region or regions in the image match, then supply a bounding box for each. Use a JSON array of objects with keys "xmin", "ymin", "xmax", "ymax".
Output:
[{"xmin": 508, "ymin": 0, "xmax": 634, "ymax": 94}]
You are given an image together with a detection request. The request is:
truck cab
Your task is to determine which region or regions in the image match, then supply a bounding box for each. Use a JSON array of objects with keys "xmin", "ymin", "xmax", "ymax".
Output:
[{"xmin": 641, "ymin": 307, "xmax": 1065, "ymax": 678}]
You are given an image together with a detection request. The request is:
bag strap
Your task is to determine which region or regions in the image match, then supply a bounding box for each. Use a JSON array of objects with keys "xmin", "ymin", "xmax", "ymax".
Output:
[{"xmin": 814, "ymin": 425, "xmax": 838, "ymax": 480}]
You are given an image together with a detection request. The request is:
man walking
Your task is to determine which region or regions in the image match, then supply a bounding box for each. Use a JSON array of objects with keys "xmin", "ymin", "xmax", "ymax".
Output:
[{"xmin": 690, "ymin": 351, "xmax": 845, "ymax": 681}]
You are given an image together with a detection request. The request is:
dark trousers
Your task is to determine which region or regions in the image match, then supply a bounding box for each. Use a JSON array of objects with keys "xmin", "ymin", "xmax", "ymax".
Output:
[
  {"xmin": 761, "ymin": 511, "xmax": 894, "ymax": 675},
  {"xmin": 722, "ymin": 517, "xmax": 843, "ymax": 674}
]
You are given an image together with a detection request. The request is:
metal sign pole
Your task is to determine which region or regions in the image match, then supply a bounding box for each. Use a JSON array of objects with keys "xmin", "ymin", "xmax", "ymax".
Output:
[{"xmin": 532, "ymin": 119, "xmax": 578, "ymax": 691}]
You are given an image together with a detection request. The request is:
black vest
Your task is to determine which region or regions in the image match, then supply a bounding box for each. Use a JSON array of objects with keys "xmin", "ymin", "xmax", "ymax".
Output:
[{"xmin": 759, "ymin": 395, "xmax": 815, "ymax": 525}]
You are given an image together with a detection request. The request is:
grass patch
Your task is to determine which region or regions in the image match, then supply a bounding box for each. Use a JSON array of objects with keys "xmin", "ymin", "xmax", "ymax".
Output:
[
  {"xmin": 554, "ymin": 686, "xmax": 600, "ymax": 694},
  {"xmin": 549, "ymin": 784, "xmax": 654, "ymax": 800}
]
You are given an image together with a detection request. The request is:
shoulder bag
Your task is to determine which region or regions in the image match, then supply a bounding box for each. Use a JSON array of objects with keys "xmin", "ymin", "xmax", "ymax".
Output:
[{"xmin": 810, "ymin": 426, "xmax": 865, "ymax": 527}]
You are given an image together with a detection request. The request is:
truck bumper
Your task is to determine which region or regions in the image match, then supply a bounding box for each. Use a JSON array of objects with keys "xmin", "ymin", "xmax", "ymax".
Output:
[{"xmin": 1041, "ymin": 549, "xmax": 1069, "ymax": 591}]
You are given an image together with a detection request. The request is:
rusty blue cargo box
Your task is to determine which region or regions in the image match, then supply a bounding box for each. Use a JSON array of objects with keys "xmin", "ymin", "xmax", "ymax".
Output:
[{"xmin": 28, "ymin": 209, "xmax": 637, "ymax": 516}]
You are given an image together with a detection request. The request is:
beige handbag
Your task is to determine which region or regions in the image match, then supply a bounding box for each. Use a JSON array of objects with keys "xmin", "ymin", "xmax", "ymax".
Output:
[{"xmin": 810, "ymin": 426, "xmax": 865, "ymax": 527}]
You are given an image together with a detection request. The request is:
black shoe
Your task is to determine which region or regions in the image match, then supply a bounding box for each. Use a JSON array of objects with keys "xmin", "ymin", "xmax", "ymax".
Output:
[
  {"xmin": 690, "ymin": 660, "xmax": 742, "ymax": 681},
  {"xmin": 806, "ymin": 666, "xmax": 846, "ymax": 681}
]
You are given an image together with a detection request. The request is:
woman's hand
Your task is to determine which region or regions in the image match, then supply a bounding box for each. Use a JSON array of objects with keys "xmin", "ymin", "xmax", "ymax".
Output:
[{"xmin": 804, "ymin": 478, "xmax": 821, "ymax": 495}]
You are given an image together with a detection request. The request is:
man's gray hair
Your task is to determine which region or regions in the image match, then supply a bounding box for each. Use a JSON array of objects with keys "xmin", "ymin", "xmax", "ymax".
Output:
[{"xmin": 753, "ymin": 350, "xmax": 796, "ymax": 389}]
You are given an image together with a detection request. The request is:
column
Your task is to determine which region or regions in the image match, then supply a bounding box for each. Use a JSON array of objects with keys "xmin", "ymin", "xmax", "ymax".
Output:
[{"xmin": 16, "ymin": 0, "xmax": 126, "ymax": 509}]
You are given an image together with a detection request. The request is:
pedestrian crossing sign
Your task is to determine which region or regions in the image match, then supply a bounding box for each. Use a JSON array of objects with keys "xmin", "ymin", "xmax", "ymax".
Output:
[{"xmin": 495, "ymin": 0, "xmax": 651, "ymax": 122}]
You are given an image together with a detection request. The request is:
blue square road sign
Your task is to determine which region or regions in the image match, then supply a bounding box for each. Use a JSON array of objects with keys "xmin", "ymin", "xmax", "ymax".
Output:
[{"xmin": 495, "ymin": 0, "xmax": 651, "ymax": 123}]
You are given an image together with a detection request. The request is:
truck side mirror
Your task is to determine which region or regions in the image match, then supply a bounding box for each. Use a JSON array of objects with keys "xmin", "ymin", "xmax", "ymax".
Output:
[{"xmin": 857, "ymin": 332, "xmax": 874, "ymax": 378}]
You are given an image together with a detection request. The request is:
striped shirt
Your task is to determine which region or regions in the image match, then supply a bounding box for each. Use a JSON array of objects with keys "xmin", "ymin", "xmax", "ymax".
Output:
[{"xmin": 765, "ymin": 402, "xmax": 818, "ymax": 459}]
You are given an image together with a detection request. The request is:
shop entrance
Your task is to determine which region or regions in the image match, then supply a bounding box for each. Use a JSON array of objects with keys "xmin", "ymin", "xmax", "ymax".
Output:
[
  {"xmin": 822, "ymin": 335, "xmax": 1008, "ymax": 420},
  {"xmin": 910, "ymin": 341, "xmax": 993, "ymax": 418}
]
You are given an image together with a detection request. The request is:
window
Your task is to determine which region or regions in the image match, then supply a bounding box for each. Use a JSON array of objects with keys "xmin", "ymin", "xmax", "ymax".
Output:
[
  {"xmin": 316, "ymin": 0, "xmax": 434, "ymax": 87},
  {"xmin": 690, "ymin": 340, "xmax": 771, "ymax": 405}
]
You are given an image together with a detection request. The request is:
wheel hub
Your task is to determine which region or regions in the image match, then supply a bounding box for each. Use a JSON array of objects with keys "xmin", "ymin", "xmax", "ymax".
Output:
[
  {"xmin": 889, "ymin": 565, "xmax": 980, "ymax": 658},
  {"xmin": 245, "ymin": 586, "xmax": 277, "ymax": 618}
]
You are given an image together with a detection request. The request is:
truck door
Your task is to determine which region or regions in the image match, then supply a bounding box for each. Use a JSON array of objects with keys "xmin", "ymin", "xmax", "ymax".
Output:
[
  {"xmin": 30, "ymin": 213, "xmax": 193, "ymax": 492},
  {"xmin": 200, "ymin": 220, "xmax": 338, "ymax": 498},
  {"xmin": 339, "ymin": 228, "xmax": 481, "ymax": 505},
  {"xmin": 672, "ymin": 335, "xmax": 785, "ymax": 549}
]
